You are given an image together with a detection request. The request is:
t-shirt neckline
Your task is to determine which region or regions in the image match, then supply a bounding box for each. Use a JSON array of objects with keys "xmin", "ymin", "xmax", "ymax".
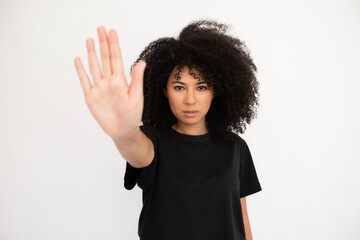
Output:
[{"xmin": 167, "ymin": 126, "xmax": 212, "ymax": 142}]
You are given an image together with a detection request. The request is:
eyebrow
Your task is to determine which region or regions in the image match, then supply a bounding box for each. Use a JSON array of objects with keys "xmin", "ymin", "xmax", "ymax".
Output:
[{"xmin": 171, "ymin": 80, "xmax": 208, "ymax": 85}]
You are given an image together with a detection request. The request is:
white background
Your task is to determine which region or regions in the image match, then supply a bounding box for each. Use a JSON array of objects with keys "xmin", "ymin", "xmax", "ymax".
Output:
[{"xmin": 1, "ymin": 0, "xmax": 359, "ymax": 239}]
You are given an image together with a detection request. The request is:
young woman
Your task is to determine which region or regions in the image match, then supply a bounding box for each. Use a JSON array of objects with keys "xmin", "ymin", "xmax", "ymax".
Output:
[{"xmin": 74, "ymin": 19, "xmax": 262, "ymax": 240}]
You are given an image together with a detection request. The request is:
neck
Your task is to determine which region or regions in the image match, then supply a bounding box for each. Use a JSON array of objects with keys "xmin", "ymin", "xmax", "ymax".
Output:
[{"xmin": 172, "ymin": 122, "xmax": 209, "ymax": 135}]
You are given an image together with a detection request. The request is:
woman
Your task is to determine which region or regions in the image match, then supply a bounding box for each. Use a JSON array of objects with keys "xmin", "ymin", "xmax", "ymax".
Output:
[{"xmin": 74, "ymin": 19, "xmax": 262, "ymax": 240}]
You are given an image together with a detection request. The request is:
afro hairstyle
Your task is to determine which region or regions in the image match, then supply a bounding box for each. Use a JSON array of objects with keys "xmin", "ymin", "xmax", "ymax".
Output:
[{"xmin": 130, "ymin": 18, "xmax": 260, "ymax": 143}]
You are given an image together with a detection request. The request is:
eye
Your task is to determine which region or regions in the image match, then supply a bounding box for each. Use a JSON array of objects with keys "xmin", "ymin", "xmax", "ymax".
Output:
[
  {"xmin": 198, "ymin": 86, "xmax": 207, "ymax": 91},
  {"xmin": 173, "ymin": 86, "xmax": 208, "ymax": 91},
  {"xmin": 174, "ymin": 86, "xmax": 184, "ymax": 90}
]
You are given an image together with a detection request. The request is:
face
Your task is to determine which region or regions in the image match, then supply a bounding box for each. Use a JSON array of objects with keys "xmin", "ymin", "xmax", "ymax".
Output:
[{"xmin": 163, "ymin": 65, "xmax": 215, "ymax": 132}]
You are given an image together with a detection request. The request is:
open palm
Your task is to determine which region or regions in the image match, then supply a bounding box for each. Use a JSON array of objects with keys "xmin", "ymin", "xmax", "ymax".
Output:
[{"xmin": 74, "ymin": 26, "xmax": 146, "ymax": 140}]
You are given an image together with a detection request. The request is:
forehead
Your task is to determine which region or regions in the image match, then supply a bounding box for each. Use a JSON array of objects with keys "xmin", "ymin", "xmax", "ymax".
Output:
[{"xmin": 168, "ymin": 65, "xmax": 204, "ymax": 83}]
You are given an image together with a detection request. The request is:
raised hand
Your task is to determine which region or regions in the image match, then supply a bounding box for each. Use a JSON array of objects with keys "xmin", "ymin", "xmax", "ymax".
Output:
[{"xmin": 74, "ymin": 26, "xmax": 146, "ymax": 140}]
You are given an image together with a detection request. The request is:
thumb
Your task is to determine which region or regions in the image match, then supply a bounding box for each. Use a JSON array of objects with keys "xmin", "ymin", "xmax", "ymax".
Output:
[{"xmin": 129, "ymin": 60, "xmax": 147, "ymax": 99}]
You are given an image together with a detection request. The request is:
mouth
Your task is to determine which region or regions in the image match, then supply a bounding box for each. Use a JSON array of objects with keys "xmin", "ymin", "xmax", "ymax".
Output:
[{"xmin": 183, "ymin": 111, "xmax": 198, "ymax": 117}]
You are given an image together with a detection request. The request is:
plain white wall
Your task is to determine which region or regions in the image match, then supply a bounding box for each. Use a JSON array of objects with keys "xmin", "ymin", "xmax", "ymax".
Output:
[{"xmin": 1, "ymin": 0, "xmax": 359, "ymax": 239}]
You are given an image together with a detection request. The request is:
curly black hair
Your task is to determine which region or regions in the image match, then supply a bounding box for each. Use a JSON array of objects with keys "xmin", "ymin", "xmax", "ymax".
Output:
[{"xmin": 130, "ymin": 18, "xmax": 260, "ymax": 143}]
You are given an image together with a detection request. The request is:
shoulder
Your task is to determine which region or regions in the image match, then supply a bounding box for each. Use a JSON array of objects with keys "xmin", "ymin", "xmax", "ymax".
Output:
[
  {"xmin": 228, "ymin": 131, "xmax": 248, "ymax": 144},
  {"xmin": 225, "ymin": 132, "xmax": 251, "ymax": 153},
  {"xmin": 140, "ymin": 124, "xmax": 170, "ymax": 136},
  {"xmin": 139, "ymin": 125, "xmax": 160, "ymax": 143},
  {"xmin": 225, "ymin": 131, "xmax": 244, "ymax": 144},
  {"xmin": 139, "ymin": 124, "xmax": 158, "ymax": 133}
]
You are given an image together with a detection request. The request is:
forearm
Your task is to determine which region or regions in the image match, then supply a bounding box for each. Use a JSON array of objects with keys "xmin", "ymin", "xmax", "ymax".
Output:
[
  {"xmin": 112, "ymin": 127, "xmax": 154, "ymax": 168},
  {"xmin": 243, "ymin": 212, "xmax": 253, "ymax": 240},
  {"xmin": 241, "ymin": 197, "xmax": 253, "ymax": 240}
]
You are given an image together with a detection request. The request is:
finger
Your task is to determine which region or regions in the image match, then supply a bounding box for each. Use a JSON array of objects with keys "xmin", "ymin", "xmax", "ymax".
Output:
[
  {"xmin": 108, "ymin": 29, "xmax": 125, "ymax": 77},
  {"xmin": 74, "ymin": 57, "xmax": 92, "ymax": 95},
  {"xmin": 97, "ymin": 26, "xmax": 112, "ymax": 78},
  {"xmin": 129, "ymin": 61, "xmax": 147, "ymax": 99},
  {"xmin": 86, "ymin": 38, "xmax": 103, "ymax": 83}
]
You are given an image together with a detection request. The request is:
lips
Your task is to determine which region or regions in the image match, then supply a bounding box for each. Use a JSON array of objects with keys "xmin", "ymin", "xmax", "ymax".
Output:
[{"xmin": 184, "ymin": 111, "xmax": 198, "ymax": 113}]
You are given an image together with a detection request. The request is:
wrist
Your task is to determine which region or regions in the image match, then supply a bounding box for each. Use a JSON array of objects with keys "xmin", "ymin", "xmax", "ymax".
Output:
[{"xmin": 111, "ymin": 127, "xmax": 140, "ymax": 143}]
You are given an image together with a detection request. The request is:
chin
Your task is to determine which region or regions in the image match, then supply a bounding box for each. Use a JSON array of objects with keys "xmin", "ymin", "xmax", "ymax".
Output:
[{"xmin": 179, "ymin": 117, "xmax": 201, "ymax": 125}]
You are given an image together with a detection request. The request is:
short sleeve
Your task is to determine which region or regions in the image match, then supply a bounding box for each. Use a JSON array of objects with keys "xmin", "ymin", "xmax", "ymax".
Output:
[
  {"xmin": 239, "ymin": 139, "xmax": 262, "ymax": 198},
  {"xmin": 124, "ymin": 125, "xmax": 158, "ymax": 191}
]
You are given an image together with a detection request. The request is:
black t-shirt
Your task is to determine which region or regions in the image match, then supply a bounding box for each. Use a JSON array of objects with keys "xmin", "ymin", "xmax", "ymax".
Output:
[{"xmin": 124, "ymin": 125, "xmax": 262, "ymax": 240}]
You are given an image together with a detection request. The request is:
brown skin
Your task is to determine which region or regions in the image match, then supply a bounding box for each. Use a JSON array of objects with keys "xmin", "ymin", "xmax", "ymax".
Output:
[
  {"xmin": 164, "ymin": 65, "xmax": 253, "ymax": 239},
  {"xmin": 163, "ymin": 65, "xmax": 214, "ymax": 135},
  {"xmin": 74, "ymin": 26, "xmax": 147, "ymax": 141},
  {"xmin": 241, "ymin": 197, "xmax": 253, "ymax": 239}
]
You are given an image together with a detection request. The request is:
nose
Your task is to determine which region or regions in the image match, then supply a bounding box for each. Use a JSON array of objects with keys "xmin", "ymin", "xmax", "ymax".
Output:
[{"xmin": 184, "ymin": 89, "xmax": 196, "ymax": 105}]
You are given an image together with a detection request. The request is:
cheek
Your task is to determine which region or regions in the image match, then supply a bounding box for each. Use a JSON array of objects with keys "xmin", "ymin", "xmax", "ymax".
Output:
[
  {"xmin": 204, "ymin": 93, "xmax": 214, "ymax": 104},
  {"xmin": 202, "ymin": 96, "xmax": 213, "ymax": 111},
  {"xmin": 168, "ymin": 95, "xmax": 182, "ymax": 108}
]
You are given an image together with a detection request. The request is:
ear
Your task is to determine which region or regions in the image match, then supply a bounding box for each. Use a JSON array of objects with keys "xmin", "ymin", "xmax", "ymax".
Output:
[{"xmin": 163, "ymin": 88, "xmax": 167, "ymax": 98}]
